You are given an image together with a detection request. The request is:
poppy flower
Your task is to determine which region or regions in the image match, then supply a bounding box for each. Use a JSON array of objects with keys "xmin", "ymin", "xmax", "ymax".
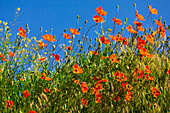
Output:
[
  {"xmin": 93, "ymin": 15, "xmax": 104, "ymax": 23},
  {"xmin": 81, "ymin": 82, "xmax": 88, "ymax": 93},
  {"xmin": 38, "ymin": 42, "xmax": 48, "ymax": 48},
  {"xmin": 72, "ymin": 78, "xmax": 80, "ymax": 85},
  {"xmin": 100, "ymin": 35, "xmax": 110, "ymax": 44},
  {"xmin": 126, "ymin": 25, "xmax": 137, "ymax": 34},
  {"xmin": 149, "ymin": 5, "xmax": 158, "ymax": 15},
  {"xmin": 28, "ymin": 110, "xmax": 37, "ymax": 113},
  {"xmin": 5, "ymin": 100, "xmax": 14, "ymax": 109},
  {"xmin": 112, "ymin": 17, "xmax": 122, "ymax": 25},
  {"xmin": 102, "ymin": 56, "xmax": 109, "ymax": 59},
  {"xmin": 133, "ymin": 21, "xmax": 143, "ymax": 26},
  {"xmin": 138, "ymin": 71, "xmax": 144, "ymax": 79},
  {"xmin": 66, "ymin": 46, "xmax": 72, "ymax": 51},
  {"xmin": 89, "ymin": 50, "xmax": 98, "ymax": 55},
  {"xmin": 145, "ymin": 74, "xmax": 154, "ymax": 80},
  {"xmin": 158, "ymin": 26, "xmax": 165, "ymax": 37},
  {"xmin": 139, "ymin": 48, "xmax": 148, "ymax": 56},
  {"xmin": 42, "ymin": 34, "xmax": 56, "ymax": 42},
  {"xmin": 151, "ymin": 87, "xmax": 160, "ymax": 98},
  {"xmin": 156, "ymin": 20, "xmax": 163, "ymax": 27},
  {"xmin": 145, "ymin": 65, "xmax": 152, "ymax": 73},
  {"xmin": 23, "ymin": 90, "xmax": 30, "ymax": 98},
  {"xmin": 96, "ymin": 6, "xmax": 107, "ymax": 16},
  {"xmin": 73, "ymin": 64, "xmax": 83, "ymax": 74},
  {"xmin": 95, "ymin": 93, "xmax": 102, "ymax": 103},
  {"xmin": 18, "ymin": 27, "xmax": 26, "ymax": 37},
  {"xmin": 137, "ymin": 37, "xmax": 146, "ymax": 49},
  {"xmin": 0, "ymin": 52, "xmax": 7, "ymax": 61},
  {"xmin": 70, "ymin": 28, "xmax": 80, "ymax": 35},
  {"xmin": 94, "ymin": 83, "xmax": 102, "ymax": 91},
  {"xmin": 125, "ymin": 91, "xmax": 132, "ymax": 101},
  {"xmin": 52, "ymin": 53, "xmax": 60, "ymax": 61},
  {"xmin": 9, "ymin": 51, "xmax": 15, "ymax": 57},
  {"xmin": 136, "ymin": 13, "xmax": 145, "ymax": 21},
  {"xmin": 82, "ymin": 98, "xmax": 88, "ymax": 107},
  {"xmin": 123, "ymin": 36, "xmax": 128, "ymax": 47},
  {"xmin": 144, "ymin": 35, "xmax": 154, "ymax": 45},
  {"xmin": 146, "ymin": 53, "xmax": 154, "ymax": 58},
  {"xmin": 37, "ymin": 58, "xmax": 46, "ymax": 61},
  {"xmin": 110, "ymin": 54, "xmax": 119, "ymax": 63},
  {"xmin": 63, "ymin": 32, "xmax": 71, "ymax": 39},
  {"xmin": 114, "ymin": 70, "xmax": 127, "ymax": 82},
  {"xmin": 44, "ymin": 88, "xmax": 52, "ymax": 93},
  {"xmin": 110, "ymin": 33, "xmax": 123, "ymax": 43}
]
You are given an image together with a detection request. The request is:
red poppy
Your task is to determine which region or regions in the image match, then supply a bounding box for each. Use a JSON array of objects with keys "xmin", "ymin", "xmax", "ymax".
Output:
[
  {"xmin": 89, "ymin": 50, "xmax": 98, "ymax": 55},
  {"xmin": 113, "ymin": 96, "xmax": 120, "ymax": 102},
  {"xmin": 82, "ymin": 98, "xmax": 88, "ymax": 107},
  {"xmin": 9, "ymin": 51, "xmax": 15, "ymax": 57},
  {"xmin": 63, "ymin": 32, "xmax": 71, "ymax": 39},
  {"xmin": 70, "ymin": 28, "xmax": 80, "ymax": 35},
  {"xmin": 96, "ymin": 6, "xmax": 107, "ymax": 16},
  {"xmin": 145, "ymin": 65, "xmax": 152, "ymax": 73},
  {"xmin": 93, "ymin": 15, "xmax": 104, "ymax": 23},
  {"xmin": 81, "ymin": 82, "xmax": 88, "ymax": 93},
  {"xmin": 5, "ymin": 100, "xmax": 14, "ymax": 109},
  {"xmin": 137, "ymin": 37, "xmax": 146, "ymax": 49},
  {"xmin": 38, "ymin": 42, "xmax": 48, "ymax": 48},
  {"xmin": 110, "ymin": 54, "xmax": 119, "ymax": 63},
  {"xmin": 42, "ymin": 34, "xmax": 56, "ymax": 42},
  {"xmin": 112, "ymin": 17, "xmax": 122, "ymax": 25},
  {"xmin": 23, "ymin": 90, "xmax": 30, "ymax": 98},
  {"xmin": 28, "ymin": 110, "xmax": 37, "ymax": 113},
  {"xmin": 0, "ymin": 52, "xmax": 7, "ymax": 61},
  {"xmin": 123, "ymin": 36, "xmax": 128, "ymax": 47},
  {"xmin": 100, "ymin": 35, "xmax": 110, "ymax": 44},
  {"xmin": 145, "ymin": 74, "xmax": 154, "ymax": 80},
  {"xmin": 95, "ymin": 93, "xmax": 102, "ymax": 103},
  {"xmin": 44, "ymin": 88, "xmax": 52, "ymax": 93},
  {"xmin": 52, "ymin": 53, "xmax": 60, "ymax": 61},
  {"xmin": 158, "ymin": 26, "xmax": 165, "ymax": 37},
  {"xmin": 125, "ymin": 91, "xmax": 132, "ymax": 101},
  {"xmin": 151, "ymin": 87, "xmax": 160, "ymax": 98},
  {"xmin": 18, "ymin": 27, "xmax": 26, "ymax": 37},
  {"xmin": 149, "ymin": 5, "xmax": 158, "ymax": 15},
  {"xmin": 37, "ymin": 58, "xmax": 46, "ymax": 61},
  {"xmin": 73, "ymin": 64, "xmax": 83, "ymax": 74},
  {"xmin": 66, "ymin": 46, "xmax": 72, "ymax": 51}
]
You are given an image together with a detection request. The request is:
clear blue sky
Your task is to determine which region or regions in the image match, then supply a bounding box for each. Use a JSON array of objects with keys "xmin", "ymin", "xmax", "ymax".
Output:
[{"xmin": 0, "ymin": 0, "xmax": 169, "ymax": 52}]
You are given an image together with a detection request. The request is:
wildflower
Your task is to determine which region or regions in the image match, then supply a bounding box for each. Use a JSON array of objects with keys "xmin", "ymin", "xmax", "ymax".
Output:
[
  {"xmin": 66, "ymin": 46, "xmax": 72, "ymax": 51},
  {"xmin": 89, "ymin": 50, "xmax": 98, "ymax": 55},
  {"xmin": 5, "ymin": 100, "xmax": 14, "ymax": 109},
  {"xmin": 125, "ymin": 91, "xmax": 132, "ymax": 101},
  {"xmin": 114, "ymin": 70, "xmax": 127, "ymax": 82},
  {"xmin": 139, "ymin": 48, "xmax": 148, "ymax": 56},
  {"xmin": 112, "ymin": 17, "xmax": 122, "ymax": 25},
  {"xmin": 137, "ymin": 37, "xmax": 146, "ymax": 49},
  {"xmin": 144, "ymin": 35, "xmax": 154, "ymax": 45},
  {"xmin": 18, "ymin": 27, "xmax": 26, "ymax": 37},
  {"xmin": 126, "ymin": 25, "xmax": 137, "ymax": 34},
  {"xmin": 123, "ymin": 36, "xmax": 128, "ymax": 47},
  {"xmin": 52, "ymin": 53, "xmax": 60, "ymax": 61},
  {"xmin": 3, "ymin": 21, "xmax": 8, "ymax": 26},
  {"xmin": 9, "ymin": 51, "xmax": 15, "ymax": 57},
  {"xmin": 110, "ymin": 33, "xmax": 123, "ymax": 43},
  {"xmin": 110, "ymin": 54, "xmax": 119, "ymax": 63},
  {"xmin": 95, "ymin": 93, "xmax": 102, "ymax": 103},
  {"xmin": 102, "ymin": 56, "xmax": 109, "ymax": 59},
  {"xmin": 23, "ymin": 90, "xmax": 30, "ymax": 98},
  {"xmin": 136, "ymin": 13, "xmax": 145, "ymax": 21},
  {"xmin": 63, "ymin": 32, "xmax": 71, "ymax": 39},
  {"xmin": 0, "ymin": 52, "xmax": 7, "ymax": 61},
  {"xmin": 70, "ymin": 28, "xmax": 80, "ymax": 35},
  {"xmin": 72, "ymin": 78, "xmax": 79, "ymax": 85},
  {"xmin": 44, "ymin": 88, "xmax": 52, "ymax": 93},
  {"xmin": 133, "ymin": 21, "xmax": 144, "ymax": 31},
  {"xmin": 151, "ymin": 87, "xmax": 160, "ymax": 98},
  {"xmin": 113, "ymin": 96, "xmax": 120, "ymax": 102},
  {"xmin": 81, "ymin": 82, "xmax": 88, "ymax": 93},
  {"xmin": 138, "ymin": 71, "xmax": 144, "ymax": 79},
  {"xmin": 146, "ymin": 53, "xmax": 154, "ymax": 58},
  {"xmin": 96, "ymin": 6, "xmax": 107, "ymax": 16},
  {"xmin": 100, "ymin": 35, "xmax": 110, "ymax": 44},
  {"xmin": 37, "ymin": 58, "xmax": 46, "ymax": 61},
  {"xmin": 42, "ymin": 34, "xmax": 56, "ymax": 42},
  {"xmin": 158, "ymin": 26, "xmax": 165, "ymax": 37},
  {"xmin": 82, "ymin": 98, "xmax": 88, "ymax": 107},
  {"xmin": 92, "ymin": 76, "xmax": 101, "ymax": 81},
  {"xmin": 102, "ymin": 79, "xmax": 108, "ymax": 82},
  {"xmin": 149, "ymin": 5, "xmax": 158, "ymax": 15},
  {"xmin": 156, "ymin": 20, "xmax": 163, "ymax": 27},
  {"xmin": 145, "ymin": 65, "xmax": 152, "ymax": 73},
  {"xmin": 38, "ymin": 42, "xmax": 48, "ymax": 48},
  {"xmin": 94, "ymin": 83, "xmax": 102, "ymax": 91},
  {"xmin": 93, "ymin": 15, "xmax": 104, "ymax": 23},
  {"xmin": 28, "ymin": 110, "xmax": 37, "ymax": 113},
  {"xmin": 145, "ymin": 74, "xmax": 154, "ymax": 80},
  {"xmin": 91, "ymin": 88, "xmax": 99, "ymax": 95},
  {"xmin": 152, "ymin": 31, "xmax": 157, "ymax": 37},
  {"xmin": 73, "ymin": 64, "xmax": 83, "ymax": 74}
]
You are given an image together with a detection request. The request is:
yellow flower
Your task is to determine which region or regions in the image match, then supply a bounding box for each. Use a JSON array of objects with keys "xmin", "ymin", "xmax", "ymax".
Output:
[{"xmin": 17, "ymin": 7, "xmax": 20, "ymax": 11}]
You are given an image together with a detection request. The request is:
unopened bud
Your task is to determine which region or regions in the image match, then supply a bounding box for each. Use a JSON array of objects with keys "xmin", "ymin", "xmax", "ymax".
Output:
[
  {"xmin": 85, "ymin": 20, "xmax": 87, "ymax": 24},
  {"xmin": 45, "ymin": 30, "xmax": 47, "ymax": 33},
  {"xmin": 50, "ymin": 28, "xmax": 53, "ymax": 32},
  {"xmin": 64, "ymin": 29, "xmax": 67, "ymax": 32},
  {"xmin": 40, "ymin": 27, "xmax": 43, "ymax": 32},
  {"xmin": 116, "ymin": 5, "xmax": 119, "ymax": 11},
  {"xmin": 78, "ymin": 27, "xmax": 81, "ymax": 31},
  {"xmin": 134, "ymin": 3, "xmax": 136, "ymax": 8},
  {"xmin": 77, "ymin": 15, "xmax": 79, "ymax": 19}
]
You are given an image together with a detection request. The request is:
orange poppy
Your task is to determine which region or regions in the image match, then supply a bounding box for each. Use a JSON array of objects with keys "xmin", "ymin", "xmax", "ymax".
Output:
[
  {"xmin": 95, "ymin": 93, "xmax": 102, "ymax": 103},
  {"xmin": 156, "ymin": 20, "xmax": 163, "ymax": 27},
  {"xmin": 52, "ymin": 53, "xmax": 60, "ymax": 61},
  {"xmin": 110, "ymin": 33, "xmax": 123, "ymax": 43},
  {"xmin": 82, "ymin": 98, "xmax": 88, "ymax": 107},
  {"xmin": 139, "ymin": 48, "xmax": 148, "ymax": 56},
  {"xmin": 66, "ymin": 46, "xmax": 72, "ymax": 51},
  {"xmin": 112, "ymin": 17, "xmax": 122, "ymax": 25},
  {"xmin": 145, "ymin": 74, "xmax": 154, "ymax": 81},
  {"xmin": 38, "ymin": 42, "xmax": 48, "ymax": 48},
  {"xmin": 125, "ymin": 91, "xmax": 132, "ymax": 101},
  {"xmin": 73, "ymin": 64, "xmax": 83, "ymax": 74},
  {"xmin": 9, "ymin": 51, "xmax": 15, "ymax": 57},
  {"xmin": 23, "ymin": 90, "xmax": 30, "ymax": 98},
  {"xmin": 81, "ymin": 82, "xmax": 88, "ymax": 93},
  {"xmin": 70, "ymin": 28, "xmax": 80, "ymax": 35},
  {"xmin": 145, "ymin": 65, "xmax": 152, "ymax": 73},
  {"xmin": 146, "ymin": 53, "xmax": 154, "ymax": 58},
  {"xmin": 144, "ymin": 35, "xmax": 154, "ymax": 45},
  {"xmin": 110, "ymin": 54, "xmax": 119, "ymax": 63},
  {"xmin": 42, "ymin": 34, "xmax": 56, "ymax": 42},
  {"xmin": 96, "ymin": 6, "xmax": 107, "ymax": 16},
  {"xmin": 63, "ymin": 32, "xmax": 71, "ymax": 39},
  {"xmin": 126, "ymin": 25, "xmax": 137, "ymax": 34},
  {"xmin": 123, "ymin": 36, "xmax": 128, "ymax": 47},
  {"xmin": 151, "ymin": 87, "xmax": 160, "ymax": 98},
  {"xmin": 0, "ymin": 53, "xmax": 7, "ymax": 61},
  {"xmin": 89, "ymin": 50, "xmax": 98, "ymax": 55},
  {"xmin": 37, "ymin": 58, "xmax": 46, "ymax": 61},
  {"xmin": 133, "ymin": 21, "xmax": 143, "ymax": 26},
  {"xmin": 72, "ymin": 78, "xmax": 80, "ymax": 85},
  {"xmin": 149, "ymin": 5, "xmax": 158, "ymax": 15},
  {"xmin": 158, "ymin": 26, "xmax": 165, "ymax": 37},
  {"xmin": 138, "ymin": 71, "xmax": 144, "ymax": 79},
  {"xmin": 93, "ymin": 15, "xmax": 104, "ymax": 23},
  {"xmin": 18, "ymin": 27, "xmax": 26, "ymax": 37},
  {"xmin": 100, "ymin": 35, "xmax": 110, "ymax": 44},
  {"xmin": 136, "ymin": 13, "xmax": 145, "ymax": 21},
  {"xmin": 102, "ymin": 56, "xmax": 109, "ymax": 59},
  {"xmin": 44, "ymin": 88, "xmax": 52, "ymax": 93},
  {"xmin": 137, "ymin": 37, "xmax": 146, "ymax": 49},
  {"xmin": 5, "ymin": 100, "xmax": 14, "ymax": 109}
]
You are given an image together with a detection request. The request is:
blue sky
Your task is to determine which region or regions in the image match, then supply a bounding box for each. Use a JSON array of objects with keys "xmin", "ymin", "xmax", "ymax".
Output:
[{"xmin": 0, "ymin": 0, "xmax": 169, "ymax": 53}]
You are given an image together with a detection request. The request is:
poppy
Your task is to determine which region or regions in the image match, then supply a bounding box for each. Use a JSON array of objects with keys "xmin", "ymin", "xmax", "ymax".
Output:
[
  {"xmin": 145, "ymin": 74, "xmax": 154, "ymax": 80},
  {"xmin": 0, "ymin": 52, "xmax": 7, "ymax": 61},
  {"xmin": 66, "ymin": 46, "xmax": 72, "ymax": 51},
  {"xmin": 126, "ymin": 25, "xmax": 137, "ymax": 34},
  {"xmin": 113, "ymin": 96, "xmax": 120, "ymax": 102},
  {"xmin": 112, "ymin": 17, "xmax": 122, "ymax": 25},
  {"xmin": 18, "ymin": 27, "xmax": 26, "ymax": 37},
  {"xmin": 81, "ymin": 82, "xmax": 88, "ymax": 93},
  {"xmin": 23, "ymin": 90, "xmax": 30, "ymax": 98},
  {"xmin": 125, "ymin": 91, "xmax": 132, "ymax": 101},
  {"xmin": 158, "ymin": 26, "xmax": 165, "ymax": 37},
  {"xmin": 151, "ymin": 87, "xmax": 160, "ymax": 98},
  {"xmin": 102, "ymin": 56, "xmax": 109, "ymax": 59},
  {"xmin": 93, "ymin": 15, "xmax": 104, "ymax": 23},
  {"xmin": 96, "ymin": 6, "xmax": 107, "ymax": 16},
  {"xmin": 63, "ymin": 32, "xmax": 71, "ymax": 39},
  {"xmin": 70, "ymin": 28, "xmax": 80, "ymax": 35},
  {"xmin": 82, "ymin": 98, "xmax": 88, "ymax": 107},
  {"xmin": 149, "ymin": 5, "xmax": 158, "ymax": 15},
  {"xmin": 137, "ymin": 37, "xmax": 146, "ymax": 49},
  {"xmin": 44, "ymin": 88, "xmax": 52, "ymax": 93},
  {"xmin": 28, "ymin": 110, "xmax": 37, "ymax": 113},
  {"xmin": 156, "ymin": 20, "xmax": 163, "ymax": 27},
  {"xmin": 8, "ymin": 51, "xmax": 15, "ymax": 57},
  {"xmin": 52, "ymin": 53, "xmax": 60, "ymax": 61},
  {"xmin": 110, "ymin": 54, "xmax": 119, "ymax": 63},
  {"xmin": 123, "ymin": 36, "xmax": 128, "ymax": 47},
  {"xmin": 139, "ymin": 48, "xmax": 148, "ymax": 56},
  {"xmin": 89, "ymin": 50, "xmax": 98, "ymax": 55},
  {"xmin": 5, "ymin": 100, "xmax": 14, "ymax": 109},
  {"xmin": 37, "ymin": 58, "xmax": 46, "ymax": 61},
  {"xmin": 42, "ymin": 34, "xmax": 56, "ymax": 42},
  {"xmin": 73, "ymin": 64, "xmax": 83, "ymax": 74},
  {"xmin": 144, "ymin": 35, "xmax": 154, "ymax": 45},
  {"xmin": 136, "ymin": 13, "xmax": 145, "ymax": 21},
  {"xmin": 38, "ymin": 42, "xmax": 48, "ymax": 48},
  {"xmin": 100, "ymin": 35, "xmax": 110, "ymax": 44},
  {"xmin": 95, "ymin": 93, "xmax": 102, "ymax": 103},
  {"xmin": 145, "ymin": 65, "xmax": 152, "ymax": 73}
]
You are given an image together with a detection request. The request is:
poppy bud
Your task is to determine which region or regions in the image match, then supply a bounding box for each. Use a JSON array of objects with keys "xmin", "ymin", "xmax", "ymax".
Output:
[
  {"xmin": 108, "ymin": 28, "xmax": 112, "ymax": 32},
  {"xmin": 86, "ymin": 37, "xmax": 88, "ymax": 39},
  {"xmin": 78, "ymin": 27, "xmax": 81, "ymax": 31},
  {"xmin": 50, "ymin": 28, "xmax": 53, "ymax": 33},
  {"xmin": 77, "ymin": 15, "xmax": 79, "ymax": 19},
  {"xmin": 53, "ymin": 45, "xmax": 55, "ymax": 49},
  {"xmin": 116, "ymin": 5, "xmax": 119, "ymax": 11},
  {"xmin": 125, "ymin": 18, "xmax": 127, "ymax": 22},
  {"xmin": 95, "ymin": 38, "xmax": 97, "ymax": 41},
  {"xmin": 90, "ymin": 38, "xmax": 92, "ymax": 42},
  {"xmin": 40, "ymin": 27, "xmax": 43, "ymax": 32},
  {"xmin": 85, "ymin": 20, "xmax": 87, "ymax": 24},
  {"xmin": 134, "ymin": 3, "xmax": 136, "ymax": 8},
  {"xmin": 153, "ymin": 19, "xmax": 155, "ymax": 23},
  {"xmin": 45, "ymin": 30, "xmax": 47, "ymax": 33},
  {"xmin": 64, "ymin": 29, "xmax": 67, "ymax": 32}
]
